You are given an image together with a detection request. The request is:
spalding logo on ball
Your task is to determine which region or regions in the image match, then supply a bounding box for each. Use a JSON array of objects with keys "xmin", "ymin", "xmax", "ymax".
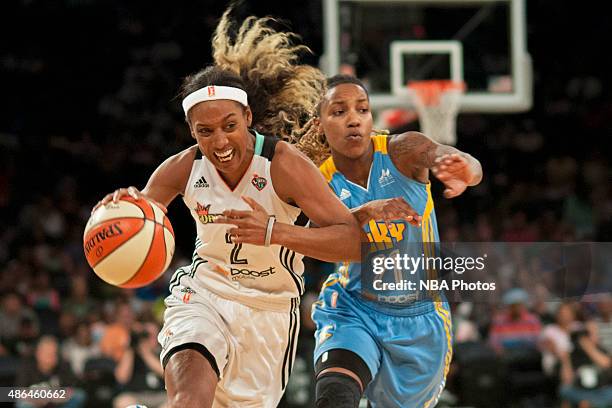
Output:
[{"xmin": 83, "ymin": 197, "xmax": 175, "ymax": 288}]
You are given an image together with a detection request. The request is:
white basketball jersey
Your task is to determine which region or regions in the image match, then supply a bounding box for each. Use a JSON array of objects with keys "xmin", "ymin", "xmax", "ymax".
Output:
[{"xmin": 171, "ymin": 133, "xmax": 305, "ymax": 312}]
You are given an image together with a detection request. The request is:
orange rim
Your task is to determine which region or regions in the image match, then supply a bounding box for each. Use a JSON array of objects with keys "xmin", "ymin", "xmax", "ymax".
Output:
[{"xmin": 407, "ymin": 80, "xmax": 465, "ymax": 106}]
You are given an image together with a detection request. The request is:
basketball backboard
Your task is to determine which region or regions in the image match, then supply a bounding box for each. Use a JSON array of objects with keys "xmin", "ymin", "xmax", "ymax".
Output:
[{"xmin": 323, "ymin": 0, "xmax": 532, "ymax": 113}]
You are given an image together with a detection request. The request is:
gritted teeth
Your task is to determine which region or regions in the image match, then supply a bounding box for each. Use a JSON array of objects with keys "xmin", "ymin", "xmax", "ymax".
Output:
[{"xmin": 214, "ymin": 148, "xmax": 234, "ymax": 162}]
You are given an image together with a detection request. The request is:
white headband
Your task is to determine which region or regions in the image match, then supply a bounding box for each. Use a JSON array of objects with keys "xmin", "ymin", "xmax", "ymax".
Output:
[{"xmin": 182, "ymin": 85, "xmax": 249, "ymax": 115}]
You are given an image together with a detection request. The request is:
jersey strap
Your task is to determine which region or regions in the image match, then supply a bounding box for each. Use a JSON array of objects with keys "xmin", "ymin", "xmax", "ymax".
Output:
[
  {"xmin": 254, "ymin": 130, "xmax": 265, "ymax": 155},
  {"xmin": 254, "ymin": 130, "xmax": 279, "ymax": 161}
]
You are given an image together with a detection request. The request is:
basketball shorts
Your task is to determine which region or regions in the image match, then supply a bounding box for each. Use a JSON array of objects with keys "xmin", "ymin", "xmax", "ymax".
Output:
[
  {"xmin": 158, "ymin": 271, "xmax": 300, "ymax": 408},
  {"xmin": 312, "ymin": 279, "xmax": 453, "ymax": 408}
]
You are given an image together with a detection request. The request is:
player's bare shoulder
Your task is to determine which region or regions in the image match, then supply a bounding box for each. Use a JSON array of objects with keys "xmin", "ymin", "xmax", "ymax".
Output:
[
  {"xmin": 270, "ymin": 141, "xmax": 317, "ymax": 203},
  {"xmin": 270, "ymin": 141, "xmax": 313, "ymax": 177}
]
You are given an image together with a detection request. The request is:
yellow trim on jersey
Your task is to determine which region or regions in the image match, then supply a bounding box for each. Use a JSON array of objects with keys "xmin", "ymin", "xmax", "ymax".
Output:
[
  {"xmin": 371, "ymin": 134, "xmax": 388, "ymax": 154},
  {"xmin": 422, "ymin": 182, "xmax": 434, "ymax": 223},
  {"xmin": 421, "ymin": 183, "xmax": 437, "ymax": 289},
  {"xmin": 423, "ymin": 302, "xmax": 453, "ymax": 408},
  {"xmin": 319, "ymin": 156, "xmax": 338, "ymax": 183}
]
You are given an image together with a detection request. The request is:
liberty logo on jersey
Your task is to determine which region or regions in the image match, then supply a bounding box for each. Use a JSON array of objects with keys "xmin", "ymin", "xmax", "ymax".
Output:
[
  {"xmin": 379, "ymin": 168, "xmax": 395, "ymax": 187},
  {"xmin": 251, "ymin": 173, "xmax": 267, "ymax": 191},
  {"xmin": 195, "ymin": 202, "xmax": 223, "ymax": 224}
]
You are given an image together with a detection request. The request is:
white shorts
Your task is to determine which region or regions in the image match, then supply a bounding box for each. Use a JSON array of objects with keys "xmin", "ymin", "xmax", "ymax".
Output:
[{"xmin": 158, "ymin": 274, "xmax": 300, "ymax": 408}]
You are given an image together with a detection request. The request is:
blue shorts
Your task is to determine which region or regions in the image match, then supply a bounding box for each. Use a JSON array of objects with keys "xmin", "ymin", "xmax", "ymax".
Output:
[{"xmin": 312, "ymin": 280, "xmax": 453, "ymax": 408}]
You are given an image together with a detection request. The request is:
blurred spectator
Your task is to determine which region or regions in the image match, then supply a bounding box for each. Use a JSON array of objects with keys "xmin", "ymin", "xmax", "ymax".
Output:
[
  {"xmin": 99, "ymin": 301, "xmax": 133, "ymax": 362},
  {"xmin": 559, "ymin": 324, "xmax": 612, "ymax": 408},
  {"xmin": 501, "ymin": 211, "xmax": 540, "ymax": 242},
  {"xmin": 592, "ymin": 294, "xmax": 612, "ymax": 355},
  {"xmin": 57, "ymin": 311, "xmax": 78, "ymax": 342},
  {"xmin": 540, "ymin": 302, "xmax": 580, "ymax": 377},
  {"xmin": 62, "ymin": 274, "xmax": 97, "ymax": 321},
  {"xmin": 452, "ymin": 302, "xmax": 481, "ymax": 343},
  {"xmin": 15, "ymin": 335, "xmax": 86, "ymax": 407},
  {"xmin": 0, "ymin": 292, "xmax": 39, "ymax": 354},
  {"xmin": 27, "ymin": 272, "xmax": 61, "ymax": 313},
  {"xmin": 112, "ymin": 321, "xmax": 166, "ymax": 408},
  {"xmin": 61, "ymin": 321, "xmax": 100, "ymax": 379},
  {"xmin": 489, "ymin": 288, "xmax": 542, "ymax": 353}
]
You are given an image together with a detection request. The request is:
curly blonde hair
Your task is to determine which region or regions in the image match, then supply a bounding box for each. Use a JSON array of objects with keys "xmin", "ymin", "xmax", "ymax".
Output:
[{"xmin": 210, "ymin": 7, "xmax": 329, "ymax": 161}]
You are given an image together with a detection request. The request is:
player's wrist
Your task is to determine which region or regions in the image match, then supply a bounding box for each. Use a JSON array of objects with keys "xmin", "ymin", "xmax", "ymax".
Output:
[{"xmin": 269, "ymin": 221, "xmax": 287, "ymax": 246}]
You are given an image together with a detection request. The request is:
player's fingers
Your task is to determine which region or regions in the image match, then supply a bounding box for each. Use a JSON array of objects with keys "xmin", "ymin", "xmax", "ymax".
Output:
[
  {"xmin": 436, "ymin": 172, "xmax": 450, "ymax": 181},
  {"xmin": 127, "ymin": 186, "xmax": 140, "ymax": 199},
  {"xmin": 112, "ymin": 188, "xmax": 129, "ymax": 203},
  {"xmin": 392, "ymin": 207, "xmax": 420, "ymax": 227},
  {"xmin": 214, "ymin": 216, "xmax": 247, "ymax": 227},
  {"xmin": 228, "ymin": 227, "xmax": 241, "ymax": 235},
  {"xmin": 394, "ymin": 198, "xmax": 421, "ymax": 218},
  {"xmin": 91, "ymin": 201, "xmax": 103, "ymax": 214},
  {"xmin": 443, "ymin": 187, "xmax": 463, "ymax": 199},
  {"xmin": 223, "ymin": 209, "xmax": 252, "ymax": 219},
  {"xmin": 434, "ymin": 154, "xmax": 449, "ymax": 164},
  {"xmin": 232, "ymin": 230, "xmax": 258, "ymax": 244},
  {"xmin": 242, "ymin": 196, "xmax": 265, "ymax": 212},
  {"xmin": 382, "ymin": 215, "xmax": 393, "ymax": 230}
]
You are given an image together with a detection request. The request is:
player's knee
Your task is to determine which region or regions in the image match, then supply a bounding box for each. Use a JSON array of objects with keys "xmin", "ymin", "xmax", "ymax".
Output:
[{"xmin": 315, "ymin": 372, "xmax": 362, "ymax": 408}]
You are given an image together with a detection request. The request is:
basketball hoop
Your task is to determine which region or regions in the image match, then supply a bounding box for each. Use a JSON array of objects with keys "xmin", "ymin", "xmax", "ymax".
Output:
[{"xmin": 407, "ymin": 80, "xmax": 465, "ymax": 145}]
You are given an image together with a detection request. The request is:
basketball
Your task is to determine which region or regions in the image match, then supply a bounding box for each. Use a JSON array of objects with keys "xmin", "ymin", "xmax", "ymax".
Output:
[{"xmin": 83, "ymin": 197, "xmax": 175, "ymax": 288}]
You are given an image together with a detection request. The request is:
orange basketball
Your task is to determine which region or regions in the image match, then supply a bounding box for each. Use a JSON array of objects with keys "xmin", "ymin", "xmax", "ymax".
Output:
[{"xmin": 83, "ymin": 197, "xmax": 175, "ymax": 288}]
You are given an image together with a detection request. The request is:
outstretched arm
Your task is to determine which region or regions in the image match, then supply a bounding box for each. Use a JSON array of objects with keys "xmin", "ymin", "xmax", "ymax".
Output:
[
  {"xmin": 388, "ymin": 131, "xmax": 482, "ymax": 198},
  {"xmin": 351, "ymin": 197, "xmax": 422, "ymax": 228},
  {"xmin": 215, "ymin": 142, "xmax": 362, "ymax": 262}
]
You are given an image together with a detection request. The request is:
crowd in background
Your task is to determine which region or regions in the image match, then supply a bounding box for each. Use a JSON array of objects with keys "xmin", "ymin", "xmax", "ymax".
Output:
[{"xmin": 1, "ymin": 1, "xmax": 611, "ymax": 407}]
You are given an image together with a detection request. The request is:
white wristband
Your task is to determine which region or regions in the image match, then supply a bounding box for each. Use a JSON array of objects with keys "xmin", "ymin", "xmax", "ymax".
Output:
[{"xmin": 264, "ymin": 216, "xmax": 276, "ymax": 247}]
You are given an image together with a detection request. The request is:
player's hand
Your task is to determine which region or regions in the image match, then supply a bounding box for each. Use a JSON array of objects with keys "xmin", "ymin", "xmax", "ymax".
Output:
[
  {"xmin": 362, "ymin": 197, "xmax": 421, "ymax": 227},
  {"xmin": 431, "ymin": 153, "xmax": 473, "ymax": 198},
  {"xmin": 214, "ymin": 196, "xmax": 270, "ymax": 245},
  {"xmin": 92, "ymin": 186, "xmax": 168, "ymax": 214}
]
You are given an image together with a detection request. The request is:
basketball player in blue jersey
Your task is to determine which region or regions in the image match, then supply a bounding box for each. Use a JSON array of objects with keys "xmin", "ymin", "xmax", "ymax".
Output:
[
  {"xmin": 307, "ymin": 75, "xmax": 483, "ymax": 408},
  {"xmin": 93, "ymin": 11, "xmax": 361, "ymax": 408}
]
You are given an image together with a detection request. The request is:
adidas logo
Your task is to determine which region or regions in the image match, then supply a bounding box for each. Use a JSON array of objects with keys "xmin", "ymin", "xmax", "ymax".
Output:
[
  {"xmin": 339, "ymin": 188, "xmax": 352, "ymax": 201},
  {"xmin": 194, "ymin": 176, "xmax": 209, "ymax": 188}
]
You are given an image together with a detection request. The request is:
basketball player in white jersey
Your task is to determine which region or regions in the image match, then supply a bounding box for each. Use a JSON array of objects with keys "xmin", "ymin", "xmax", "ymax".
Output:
[{"xmin": 93, "ymin": 9, "xmax": 361, "ymax": 408}]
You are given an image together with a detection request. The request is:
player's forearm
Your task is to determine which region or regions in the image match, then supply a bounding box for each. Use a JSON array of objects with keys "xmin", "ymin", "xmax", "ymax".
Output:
[
  {"xmin": 271, "ymin": 222, "xmax": 361, "ymax": 262},
  {"xmin": 393, "ymin": 132, "xmax": 482, "ymax": 185}
]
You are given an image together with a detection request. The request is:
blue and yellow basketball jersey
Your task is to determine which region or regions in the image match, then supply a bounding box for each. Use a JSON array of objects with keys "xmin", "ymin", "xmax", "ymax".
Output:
[{"xmin": 319, "ymin": 135, "xmax": 440, "ymax": 312}]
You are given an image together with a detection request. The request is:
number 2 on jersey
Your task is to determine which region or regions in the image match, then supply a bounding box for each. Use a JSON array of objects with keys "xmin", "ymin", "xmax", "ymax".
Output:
[{"xmin": 225, "ymin": 233, "xmax": 248, "ymax": 264}]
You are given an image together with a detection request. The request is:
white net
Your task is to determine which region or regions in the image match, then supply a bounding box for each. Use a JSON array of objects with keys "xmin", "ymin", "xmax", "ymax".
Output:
[{"xmin": 407, "ymin": 81, "xmax": 464, "ymax": 145}]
